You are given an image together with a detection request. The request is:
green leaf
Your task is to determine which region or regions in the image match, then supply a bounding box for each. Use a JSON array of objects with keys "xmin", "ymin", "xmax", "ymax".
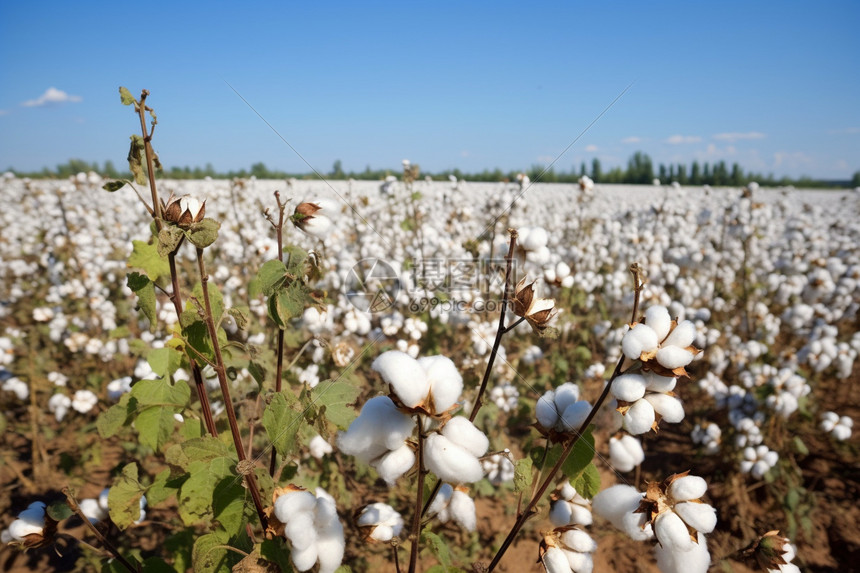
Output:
[
  {"xmin": 561, "ymin": 428, "xmax": 596, "ymax": 480},
  {"xmin": 226, "ymin": 306, "xmax": 249, "ymax": 330},
  {"xmin": 97, "ymin": 393, "xmax": 133, "ymax": 438},
  {"xmin": 248, "ymin": 361, "xmax": 266, "ymax": 386},
  {"xmin": 283, "ymin": 245, "xmax": 309, "ymax": 276},
  {"xmin": 262, "ymin": 391, "xmax": 302, "ymax": 458},
  {"xmin": 128, "ymin": 134, "xmax": 146, "ymax": 185},
  {"xmin": 146, "ymin": 468, "xmax": 179, "ymax": 507},
  {"xmin": 190, "ymin": 281, "xmax": 225, "ymax": 328},
  {"xmin": 157, "ymin": 225, "xmax": 185, "ymax": 257},
  {"xmin": 570, "ymin": 462, "xmax": 601, "ymax": 500},
  {"xmin": 163, "ymin": 530, "xmax": 194, "ymax": 573},
  {"xmin": 212, "ymin": 475, "xmax": 249, "ymax": 537},
  {"xmin": 181, "ymin": 436, "xmax": 233, "ymax": 465},
  {"xmin": 792, "ymin": 436, "xmax": 809, "ymax": 456},
  {"xmin": 103, "ymin": 180, "xmax": 127, "ymax": 192},
  {"xmin": 187, "ymin": 218, "xmax": 220, "ymax": 249},
  {"xmin": 513, "ymin": 457, "xmax": 533, "ymax": 493},
  {"xmin": 259, "ymin": 538, "xmax": 293, "ymax": 572},
  {"xmin": 250, "ymin": 260, "xmax": 288, "ymax": 298},
  {"xmin": 130, "ymin": 377, "xmax": 191, "ymax": 451},
  {"xmin": 148, "ymin": 347, "xmax": 183, "ymax": 378},
  {"xmin": 128, "ymin": 240, "xmax": 170, "ymax": 283},
  {"xmin": 421, "ymin": 529, "xmax": 451, "ymax": 568},
  {"xmin": 47, "ymin": 501, "xmax": 73, "ymax": 521},
  {"xmin": 119, "ymin": 86, "xmax": 136, "ymax": 106},
  {"xmin": 140, "ymin": 557, "xmax": 175, "ymax": 573},
  {"xmin": 178, "ymin": 457, "xmax": 235, "ymax": 526},
  {"xmin": 108, "ymin": 463, "xmax": 146, "ymax": 530},
  {"xmin": 312, "ymin": 379, "xmax": 360, "ymax": 429},
  {"xmin": 530, "ymin": 443, "xmax": 563, "ymax": 470},
  {"xmin": 127, "ymin": 272, "xmax": 157, "ymax": 331},
  {"xmin": 192, "ymin": 530, "xmax": 235, "ymax": 573}
]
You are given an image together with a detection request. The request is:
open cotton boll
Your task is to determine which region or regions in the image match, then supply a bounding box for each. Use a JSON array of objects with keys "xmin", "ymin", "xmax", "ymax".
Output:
[
  {"xmin": 418, "ymin": 355, "xmax": 463, "ymax": 412},
  {"xmin": 609, "ymin": 436, "xmax": 642, "ymax": 472},
  {"xmin": 561, "ymin": 401, "xmax": 591, "ymax": 431},
  {"xmin": 645, "ymin": 306, "xmax": 673, "ymax": 341},
  {"xmin": 656, "ymin": 346, "xmax": 695, "ymax": 370},
  {"xmin": 592, "ymin": 485, "xmax": 654, "ymax": 541},
  {"xmin": 612, "ymin": 374, "xmax": 648, "ymax": 402},
  {"xmin": 375, "ymin": 444, "xmax": 415, "ymax": 485},
  {"xmin": 285, "ymin": 512, "xmax": 318, "ymax": 550},
  {"xmin": 560, "ymin": 529, "xmax": 598, "ymax": 554},
  {"xmin": 663, "ymin": 320, "xmax": 697, "ymax": 348},
  {"xmin": 622, "ymin": 399, "xmax": 656, "ymax": 435},
  {"xmin": 357, "ymin": 503, "xmax": 404, "ymax": 542},
  {"xmin": 442, "ymin": 417, "xmax": 489, "ymax": 458},
  {"xmin": 372, "ymin": 351, "xmax": 430, "ymax": 408},
  {"xmin": 8, "ymin": 502, "xmax": 46, "ymax": 540},
  {"xmin": 537, "ymin": 390, "xmax": 561, "ymax": 429},
  {"xmin": 337, "ymin": 396, "xmax": 414, "ymax": 461},
  {"xmin": 622, "ymin": 323, "xmax": 659, "ymax": 360},
  {"xmin": 290, "ymin": 542, "xmax": 319, "ymax": 572},
  {"xmin": 654, "ymin": 531, "xmax": 710, "ymax": 573},
  {"xmin": 645, "ymin": 393, "xmax": 685, "ymax": 423},
  {"xmin": 449, "ymin": 489, "xmax": 477, "ymax": 531},
  {"xmin": 565, "ymin": 550, "xmax": 593, "ymax": 573},
  {"xmin": 673, "ymin": 501, "xmax": 717, "ymax": 533},
  {"xmin": 427, "ymin": 483, "xmax": 454, "ymax": 519},
  {"xmin": 424, "ymin": 434, "xmax": 485, "ymax": 483},
  {"xmin": 542, "ymin": 546, "xmax": 572, "ymax": 573},
  {"xmin": 79, "ymin": 498, "xmax": 108, "ymax": 523},
  {"xmin": 273, "ymin": 490, "xmax": 317, "ymax": 524},
  {"xmin": 668, "ymin": 475, "xmax": 708, "ymax": 501},
  {"xmin": 643, "ymin": 371, "xmax": 677, "ymax": 393},
  {"xmin": 655, "ymin": 511, "xmax": 696, "ymax": 552},
  {"xmin": 554, "ymin": 383, "xmax": 581, "ymax": 413},
  {"xmin": 315, "ymin": 521, "xmax": 346, "ymax": 573}
]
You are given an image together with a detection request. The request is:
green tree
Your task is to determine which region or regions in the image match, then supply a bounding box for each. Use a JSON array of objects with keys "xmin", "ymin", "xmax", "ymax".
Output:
[
  {"xmin": 331, "ymin": 159, "xmax": 344, "ymax": 179},
  {"xmin": 626, "ymin": 152, "xmax": 654, "ymax": 184},
  {"xmin": 852, "ymin": 170, "xmax": 860, "ymax": 187},
  {"xmin": 590, "ymin": 158, "xmax": 602, "ymax": 182},
  {"xmin": 690, "ymin": 161, "xmax": 702, "ymax": 185}
]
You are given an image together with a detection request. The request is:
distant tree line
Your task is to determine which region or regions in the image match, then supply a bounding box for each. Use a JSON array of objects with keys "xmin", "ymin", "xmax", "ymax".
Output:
[{"xmin": 7, "ymin": 154, "xmax": 860, "ymax": 189}]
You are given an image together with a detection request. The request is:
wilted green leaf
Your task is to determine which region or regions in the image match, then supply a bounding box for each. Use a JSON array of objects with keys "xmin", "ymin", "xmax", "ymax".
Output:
[
  {"xmin": 127, "ymin": 272, "xmax": 157, "ymax": 331},
  {"xmin": 192, "ymin": 530, "xmax": 235, "ymax": 573},
  {"xmin": 47, "ymin": 501, "xmax": 73, "ymax": 521},
  {"xmin": 128, "ymin": 240, "xmax": 169, "ymax": 283},
  {"xmin": 119, "ymin": 86, "xmax": 136, "ymax": 106},
  {"xmin": 186, "ymin": 218, "xmax": 220, "ymax": 249},
  {"xmin": 421, "ymin": 530, "xmax": 451, "ymax": 568},
  {"xmin": 103, "ymin": 180, "xmax": 127, "ymax": 192},
  {"xmin": 157, "ymin": 225, "xmax": 185, "ymax": 257},
  {"xmin": 262, "ymin": 391, "xmax": 302, "ymax": 458},
  {"xmin": 513, "ymin": 457, "xmax": 533, "ymax": 493},
  {"xmin": 108, "ymin": 463, "xmax": 146, "ymax": 530},
  {"xmin": 312, "ymin": 379, "xmax": 360, "ymax": 429},
  {"xmin": 250, "ymin": 259, "xmax": 288, "ymax": 298},
  {"xmin": 226, "ymin": 306, "xmax": 249, "ymax": 330},
  {"xmin": 128, "ymin": 134, "xmax": 146, "ymax": 184}
]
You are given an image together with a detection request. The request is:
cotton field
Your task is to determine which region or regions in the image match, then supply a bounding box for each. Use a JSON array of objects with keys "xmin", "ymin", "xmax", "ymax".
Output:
[{"xmin": 1, "ymin": 168, "xmax": 858, "ymax": 572}]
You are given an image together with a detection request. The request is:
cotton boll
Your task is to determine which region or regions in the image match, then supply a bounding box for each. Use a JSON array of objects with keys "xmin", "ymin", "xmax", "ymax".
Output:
[
  {"xmin": 427, "ymin": 483, "xmax": 454, "ymax": 519},
  {"xmin": 449, "ymin": 489, "xmax": 477, "ymax": 531},
  {"xmin": 592, "ymin": 485, "xmax": 654, "ymax": 541},
  {"xmin": 655, "ymin": 511, "xmax": 695, "ymax": 552},
  {"xmin": 565, "ymin": 550, "xmax": 593, "ymax": 573},
  {"xmin": 424, "ymin": 434, "xmax": 484, "ymax": 483},
  {"xmin": 668, "ymin": 475, "xmax": 708, "ymax": 501},
  {"xmin": 285, "ymin": 512, "xmax": 318, "ymax": 550},
  {"xmin": 537, "ymin": 390, "xmax": 561, "ymax": 429},
  {"xmin": 290, "ymin": 542, "xmax": 319, "ymax": 572},
  {"xmin": 337, "ymin": 396, "xmax": 414, "ymax": 461},
  {"xmin": 273, "ymin": 490, "xmax": 317, "ymax": 524},
  {"xmin": 609, "ymin": 436, "xmax": 644, "ymax": 472},
  {"xmin": 622, "ymin": 399, "xmax": 656, "ymax": 435},
  {"xmin": 372, "ymin": 351, "xmax": 430, "ymax": 408},
  {"xmin": 79, "ymin": 498, "xmax": 108, "ymax": 523},
  {"xmin": 357, "ymin": 503, "xmax": 404, "ymax": 541},
  {"xmin": 673, "ymin": 501, "xmax": 717, "ymax": 533},
  {"xmin": 542, "ymin": 546, "xmax": 572, "ymax": 573},
  {"xmin": 654, "ymin": 531, "xmax": 710, "ymax": 573},
  {"xmin": 645, "ymin": 393, "xmax": 685, "ymax": 423},
  {"xmin": 560, "ymin": 529, "xmax": 598, "ymax": 554},
  {"xmin": 554, "ymin": 383, "xmax": 581, "ymax": 412},
  {"xmin": 643, "ymin": 371, "xmax": 676, "ymax": 393},
  {"xmin": 612, "ymin": 374, "xmax": 647, "ymax": 402},
  {"xmin": 663, "ymin": 320, "xmax": 697, "ymax": 348},
  {"xmin": 645, "ymin": 306, "xmax": 673, "ymax": 341},
  {"xmin": 8, "ymin": 502, "xmax": 46, "ymax": 540},
  {"xmin": 441, "ymin": 417, "xmax": 489, "ymax": 458},
  {"xmin": 418, "ymin": 355, "xmax": 463, "ymax": 412},
  {"xmin": 622, "ymin": 324, "xmax": 659, "ymax": 360},
  {"xmin": 561, "ymin": 401, "xmax": 591, "ymax": 431},
  {"xmin": 550, "ymin": 500, "xmax": 574, "ymax": 526},
  {"xmin": 375, "ymin": 444, "xmax": 415, "ymax": 485},
  {"xmin": 656, "ymin": 346, "xmax": 695, "ymax": 370},
  {"xmin": 315, "ymin": 520, "xmax": 346, "ymax": 573}
]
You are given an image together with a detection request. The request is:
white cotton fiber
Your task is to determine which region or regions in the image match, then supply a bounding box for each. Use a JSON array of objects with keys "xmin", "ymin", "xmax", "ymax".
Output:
[
  {"xmin": 424, "ymin": 434, "xmax": 484, "ymax": 483},
  {"xmin": 645, "ymin": 393, "xmax": 685, "ymax": 423},
  {"xmin": 561, "ymin": 528, "xmax": 597, "ymax": 553},
  {"xmin": 654, "ymin": 531, "xmax": 710, "ymax": 573},
  {"xmin": 592, "ymin": 485, "xmax": 654, "ymax": 541},
  {"xmin": 622, "ymin": 323, "xmax": 659, "ymax": 360},
  {"xmin": 449, "ymin": 489, "xmax": 477, "ymax": 532},
  {"xmin": 542, "ymin": 546, "xmax": 572, "ymax": 573},
  {"xmin": 375, "ymin": 443, "xmax": 415, "ymax": 485},
  {"xmin": 561, "ymin": 401, "xmax": 591, "ymax": 432},
  {"xmin": 285, "ymin": 512, "xmax": 318, "ymax": 550},
  {"xmin": 612, "ymin": 374, "xmax": 648, "ymax": 402},
  {"xmin": 668, "ymin": 475, "xmax": 708, "ymax": 501},
  {"xmin": 537, "ymin": 390, "xmax": 560, "ymax": 429},
  {"xmin": 645, "ymin": 305, "xmax": 672, "ymax": 340},
  {"xmin": 372, "ymin": 351, "xmax": 429, "ymax": 407},
  {"xmin": 655, "ymin": 511, "xmax": 695, "ymax": 553},
  {"xmin": 622, "ymin": 399, "xmax": 656, "ymax": 435},
  {"xmin": 554, "ymin": 382, "xmax": 581, "ymax": 413},
  {"xmin": 673, "ymin": 501, "xmax": 717, "ymax": 533},
  {"xmin": 274, "ymin": 490, "xmax": 317, "ymax": 524},
  {"xmin": 656, "ymin": 346, "xmax": 694, "ymax": 370},
  {"xmin": 290, "ymin": 542, "xmax": 319, "ymax": 572},
  {"xmin": 418, "ymin": 355, "xmax": 463, "ymax": 412},
  {"xmin": 663, "ymin": 320, "xmax": 696, "ymax": 348},
  {"xmin": 644, "ymin": 371, "xmax": 676, "ymax": 392},
  {"xmin": 442, "ymin": 416, "xmax": 489, "ymax": 458}
]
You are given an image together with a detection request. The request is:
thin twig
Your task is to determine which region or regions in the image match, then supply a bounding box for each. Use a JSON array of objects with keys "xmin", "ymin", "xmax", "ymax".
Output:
[
  {"xmin": 408, "ymin": 421, "xmax": 427, "ymax": 573},
  {"xmin": 63, "ymin": 487, "xmax": 140, "ymax": 573}
]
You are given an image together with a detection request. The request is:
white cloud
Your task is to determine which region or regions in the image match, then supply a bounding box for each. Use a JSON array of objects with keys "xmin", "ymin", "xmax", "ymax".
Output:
[
  {"xmin": 621, "ymin": 136, "xmax": 641, "ymax": 144},
  {"xmin": 584, "ymin": 144, "xmax": 598, "ymax": 152},
  {"xmin": 773, "ymin": 151, "xmax": 813, "ymax": 169},
  {"xmin": 21, "ymin": 87, "xmax": 82, "ymax": 107},
  {"xmin": 712, "ymin": 131, "xmax": 766, "ymax": 142},
  {"xmin": 665, "ymin": 134, "xmax": 701, "ymax": 145},
  {"xmin": 0, "ymin": 109, "xmax": 8, "ymax": 116},
  {"xmin": 460, "ymin": 150, "xmax": 470, "ymax": 158}
]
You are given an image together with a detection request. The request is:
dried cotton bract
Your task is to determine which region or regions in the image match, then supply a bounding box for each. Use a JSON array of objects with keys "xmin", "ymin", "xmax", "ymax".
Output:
[{"xmin": 512, "ymin": 278, "xmax": 558, "ymax": 334}]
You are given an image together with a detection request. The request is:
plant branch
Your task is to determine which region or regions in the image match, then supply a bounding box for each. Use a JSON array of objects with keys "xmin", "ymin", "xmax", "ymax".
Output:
[
  {"xmin": 270, "ymin": 190, "xmax": 287, "ymax": 476},
  {"xmin": 196, "ymin": 247, "xmax": 268, "ymax": 530},
  {"xmin": 63, "ymin": 487, "xmax": 140, "ymax": 573},
  {"xmin": 408, "ymin": 419, "xmax": 428, "ymax": 573}
]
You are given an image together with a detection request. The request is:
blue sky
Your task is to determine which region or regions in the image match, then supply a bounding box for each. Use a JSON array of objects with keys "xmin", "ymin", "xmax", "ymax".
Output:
[{"xmin": 1, "ymin": 1, "xmax": 858, "ymax": 178}]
